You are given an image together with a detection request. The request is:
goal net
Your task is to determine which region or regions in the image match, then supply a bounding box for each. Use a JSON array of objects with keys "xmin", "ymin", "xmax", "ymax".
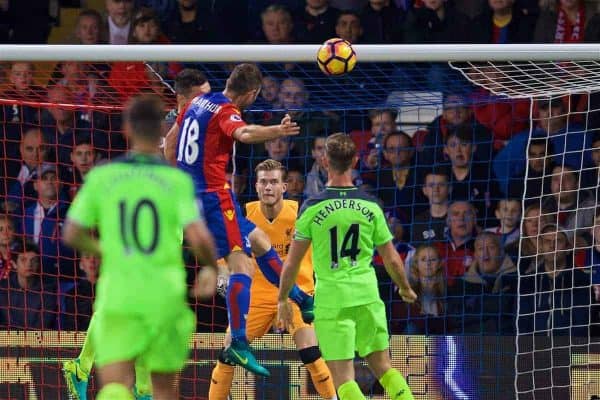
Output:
[{"xmin": 0, "ymin": 45, "xmax": 598, "ymax": 400}]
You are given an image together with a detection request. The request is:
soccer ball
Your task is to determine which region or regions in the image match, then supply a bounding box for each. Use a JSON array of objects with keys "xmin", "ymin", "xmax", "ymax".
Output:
[{"xmin": 316, "ymin": 38, "xmax": 357, "ymax": 76}]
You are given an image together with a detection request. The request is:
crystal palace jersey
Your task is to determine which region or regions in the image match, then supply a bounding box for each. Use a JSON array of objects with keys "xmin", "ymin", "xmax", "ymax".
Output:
[
  {"xmin": 175, "ymin": 92, "xmax": 247, "ymax": 193},
  {"xmin": 294, "ymin": 187, "xmax": 392, "ymax": 308},
  {"xmin": 245, "ymin": 199, "xmax": 314, "ymax": 307}
]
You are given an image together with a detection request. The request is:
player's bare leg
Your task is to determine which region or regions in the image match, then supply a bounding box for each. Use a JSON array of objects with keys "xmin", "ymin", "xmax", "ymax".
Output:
[
  {"xmin": 293, "ymin": 327, "xmax": 337, "ymax": 400},
  {"xmin": 150, "ymin": 372, "xmax": 178, "ymax": 400},
  {"xmin": 223, "ymin": 250, "xmax": 269, "ymax": 377},
  {"xmin": 96, "ymin": 361, "xmax": 135, "ymax": 400},
  {"xmin": 326, "ymin": 359, "xmax": 365, "ymax": 400},
  {"xmin": 249, "ymin": 227, "xmax": 314, "ymax": 323},
  {"xmin": 365, "ymin": 350, "xmax": 414, "ymax": 400}
]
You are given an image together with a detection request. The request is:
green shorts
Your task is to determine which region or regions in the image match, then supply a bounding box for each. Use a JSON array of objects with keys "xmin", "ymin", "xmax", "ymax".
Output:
[
  {"xmin": 93, "ymin": 306, "xmax": 195, "ymax": 373},
  {"xmin": 314, "ymin": 300, "xmax": 389, "ymax": 360}
]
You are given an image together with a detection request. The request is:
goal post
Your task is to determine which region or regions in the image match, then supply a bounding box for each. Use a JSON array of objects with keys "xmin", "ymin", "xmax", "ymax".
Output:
[{"xmin": 0, "ymin": 44, "xmax": 599, "ymax": 400}]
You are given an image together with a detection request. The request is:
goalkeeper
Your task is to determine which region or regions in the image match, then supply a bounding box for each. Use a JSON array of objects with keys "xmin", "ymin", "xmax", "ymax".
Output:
[
  {"xmin": 278, "ymin": 133, "xmax": 417, "ymax": 400},
  {"xmin": 209, "ymin": 159, "xmax": 336, "ymax": 400},
  {"xmin": 62, "ymin": 67, "xmax": 212, "ymax": 400},
  {"xmin": 62, "ymin": 95, "xmax": 218, "ymax": 400}
]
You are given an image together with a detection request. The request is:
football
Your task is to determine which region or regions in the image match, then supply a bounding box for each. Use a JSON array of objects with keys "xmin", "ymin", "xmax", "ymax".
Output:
[{"xmin": 316, "ymin": 38, "xmax": 357, "ymax": 76}]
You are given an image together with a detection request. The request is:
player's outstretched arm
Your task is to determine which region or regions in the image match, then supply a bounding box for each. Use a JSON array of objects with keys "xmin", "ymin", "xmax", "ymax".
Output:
[
  {"xmin": 277, "ymin": 238, "xmax": 311, "ymax": 329},
  {"xmin": 62, "ymin": 220, "xmax": 101, "ymax": 257},
  {"xmin": 163, "ymin": 121, "xmax": 179, "ymax": 165},
  {"xmin": 376, "ymin": 241, "xmax": 417, "ymax": 304},
  {"xmin": 233, "ymin": 113, "xmax": 300, "ymax": 144}
]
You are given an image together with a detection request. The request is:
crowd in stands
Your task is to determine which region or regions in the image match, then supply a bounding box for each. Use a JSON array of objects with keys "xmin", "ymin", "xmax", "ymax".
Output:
[{"xmin": 0, "ymin": 0, "xmax": 599, "ymax": 338}]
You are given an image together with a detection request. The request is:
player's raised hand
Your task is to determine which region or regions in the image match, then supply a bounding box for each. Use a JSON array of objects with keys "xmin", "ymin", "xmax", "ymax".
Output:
[
  {"xmin": 279, "ymin": 113, "xmax": 300, "ymax": 137},
  {"xmin": 398, "ymin": 285, "xmax": 417, "ymax": 304},
  {"xmin": 277, "ymin": 300, "xmax": 294, "ymax": 331},
  {"xmin": 190, "ymin": 267, "xmax": 218, "ymax": 299}
]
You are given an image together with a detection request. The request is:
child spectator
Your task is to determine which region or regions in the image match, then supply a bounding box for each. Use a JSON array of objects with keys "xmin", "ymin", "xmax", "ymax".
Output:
[
  {"xmin": 485, "ymin": 198, "xmax": 521, "ymax": 248},
  {"xmin": 62, "ymin": 253, "xmax": 97, "ymax": 331},
  {"xmin": 412, "ymin": 167, "xmax": 451, "ymax": 244},
  {"xmin": 0, "ymin": 241, "xmax": 58, "ymax": 329},
  {"xmin": 443, "ymin": 125, "xmax": 500, "ymax": 224}
]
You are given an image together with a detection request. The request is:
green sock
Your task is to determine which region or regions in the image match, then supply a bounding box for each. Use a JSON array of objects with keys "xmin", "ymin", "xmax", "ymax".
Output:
[
  {"xmin": 97, "ymin": 383, "xmax": 133, "ymax": 400},
  {"xmin": 337, "ymin": 380, "xmax": 366, "ymax": 400},
  {"xmin": 134, "ymin": 361, "xmax": 153, "ymax": 395},
  {"xmin": 379, "ymin": 369, "xmax": 413, "ymax": 400},
  {"xmin": 78, "ymin": 314, "xmax": 97, "ymax": 374}
]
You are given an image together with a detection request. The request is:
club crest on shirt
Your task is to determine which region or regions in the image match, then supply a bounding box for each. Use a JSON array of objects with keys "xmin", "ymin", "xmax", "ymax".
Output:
[
  {"xmin": 224, "ymin": 209, "xmax": 235, "ymax": 221},
  {"xmin": 230, "ymin": 114, "xmax": 242, "ymax": 122}
]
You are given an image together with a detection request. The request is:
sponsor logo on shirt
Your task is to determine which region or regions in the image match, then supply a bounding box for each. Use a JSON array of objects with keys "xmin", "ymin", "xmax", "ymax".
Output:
[
  {"xmin": 230, "ymin": 114, "xmax": 242, "ymax": 122},
  {"xmin": 224, "ymin": 209, "xmax": 235, "ymax": 221}
]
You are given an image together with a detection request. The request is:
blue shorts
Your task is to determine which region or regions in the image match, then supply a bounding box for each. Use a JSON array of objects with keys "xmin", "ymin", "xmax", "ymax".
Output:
[{"xmin": 200, "ymin": 189, "xmax": 255, "ymax": 259}]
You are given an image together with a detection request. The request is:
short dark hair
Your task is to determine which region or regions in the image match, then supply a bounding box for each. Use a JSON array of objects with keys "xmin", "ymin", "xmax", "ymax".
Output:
[
  {"xmin": 325, "ymin": 133, "xmax": 356, "ymax": 173},
  {"xmin": 123, "ymin": 94, "xmax": 164, "ymax": 141},
  {"xmin": 76, "ymin": 9, "xmax": 102, "ymax": 27},
  {"xmin": 226, "ymin": 63, "xmax": 263, "ymax": 95},
  {"xmin": 73, "ymin": 132, "xmax": 94, "ymax": 149},
  {"xmin": 537, "ymin": 97, "xmax": 564, "ymax": 110},
  {"xmin": 12, "ymin": 241, "xmax": 40, "ymax": 262},
  {"xmin": 445, "ymin": 124, "xmax": 474, "ymax": 144},
  {"xmin": 174, "ymin": 69, "xmax": 208, "ymax": 98},
  {"xmin": 423, "ymin": 165, "xmax": 451, "ymax": 182},
  {"xmin": 336, "ymin": 10, "xmax": 361, "ymax": 24},
  {"xmin": 528, "ymin": 137, "xmax": 553, "ymax": 154},
  {"xmin": 383, "ymin": 130, "xmax": 412, "ymax": 150}
]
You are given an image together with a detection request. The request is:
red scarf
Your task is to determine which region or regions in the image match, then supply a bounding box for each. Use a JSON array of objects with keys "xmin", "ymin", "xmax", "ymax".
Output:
[{"xmin": 555, "ymin": 5, "xmax": 585, "ymax": 43}]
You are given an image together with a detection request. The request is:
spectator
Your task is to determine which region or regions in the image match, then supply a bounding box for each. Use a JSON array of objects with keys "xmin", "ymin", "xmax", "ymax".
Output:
[
  {"xmin": 402, "ymin": 244, "xmax": 447, "ymax": 334},
  {"xmin": 104, "ymin": 0, "xmax": 134, "ymax": 44},
  {"xmin": 62, "ymin": 253, "xmax": 97, "ymax": 331},
  {"xmin": 412, "ymin": 167, "xmax": 451, "ymax": 244},
  {"xmin": 449, "ymin": 232, "xmax": 517, "ymax": 334},
  {"xmin": 286, "ymin": 166, "xmax": 305, "ymax": 203},
  {"xmin": 262, "ymin": 136, "xmax": 303, "ymax": 171},
  {"xmin": 0, "ymin": 1, "xmax": 52, "ymax": 44},
  {"xmin": 541, "ymin": 165, "xmax": 596, "ymax": 244},
  {"xmin": 5, "ymin": 127, "xmax": 50, "ymax": 213},
  {"xmin": 164, "ymin": 68, "xmax": 211, "ymax": 131},
  {"xmin": 485, "ymin": 198, "xmax": 521, "ymax": 248},
  {"xmin": 581, "ymin": 132, "xmax": 600, "ymax": 193},
  {"xmin": 251, "ymin": 75, "xmax": 280, "ymax": 112},
  {"xmin": 0, "ymin": 241, "xmax": 58, "ymax": 330},
  {"xmin": 403, "ymin": 0, "xmax": 470, "ymax": 43},
  {"xmin": 369, "ymin": 131, "xmax": 425, "ymax": 226},
  {"xmin": 434, "ymin": 200, "xmax": 477, "ymax": 287},
  {"xmin": 514, "ymin": 137, "xmax": 555, "ymax": 201},
  {"xmin": 360, "ymin": 108, "xmax": 397, "ymax": 171},
  {"xmin": 304, "ymin": 136, "xmax": 327, "ymax": 197},
  {"xmin": 128, "ymin": 8, "xmax": 182, "ymax": 79},
  {"xmin": 584, "ymin": 11, "xmax": 600, "ymax": 42},
  {"xmin": 161, "ymin": 0, "xmax": 219, "ymax": 43},
  {"xmin": 534, "ymin": 0, "xmax": 592, "ymax": 43},
  {"xmin": 72, "ymin": 9, "xmax": 104, "ymax": 44},
  {"xmin": 505, "ymin": 203, "xmax": 554, "ymax": 272},
  {"xmin": 0, "ymin": 214, "xmax": 16, "ymax": 280},
  {"xmin": 42, "ymin": 85, "xmax": 105, "ymax": 166},
  {"xmin": 493, "ymin": 97, "xmax": 593, "ymax": 196},
  {"xmin": 335, "ymin": 10, "xmax": 363, "ymax": 43},
  {"xmin": 18, "ymin": 165, "xmax": 74, "ymax": 278},
  {"xmin": 443, "ymin": 125, "xmax": 500, "ymax": 224},
  {"xmin": 519, "ymin": 223, "xmax": 591, "ymax": 336},
  {"xmin": 360, "ymin": 0, "xmax": 404, "ymax": 43},
  {"xmin": 418, "ymin": 93, "xmax": 494, "ymax": 170},
  {"xmin": 64, "ymin": 134, "xmax": 96, "ymax": 200},
  {"xmin": 258, "ymin": 4, "xmax": 295, "ymax": 44},
  {"xmin": 266, "ymin": 78, "xmax": 339, "ymax": 153},
  {"xmin": 296, "ymin": 0, "xmax": 340, "ymax": 43},
  {"xmin": 470, "ymin": 0, "xmax": 536, "ymax": 43}
]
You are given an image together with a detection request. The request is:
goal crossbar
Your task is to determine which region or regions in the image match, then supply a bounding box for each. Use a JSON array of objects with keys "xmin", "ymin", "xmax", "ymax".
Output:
[{"xmin": 0, "ymin": 44, "xmax": 598, "ymax": 62}]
